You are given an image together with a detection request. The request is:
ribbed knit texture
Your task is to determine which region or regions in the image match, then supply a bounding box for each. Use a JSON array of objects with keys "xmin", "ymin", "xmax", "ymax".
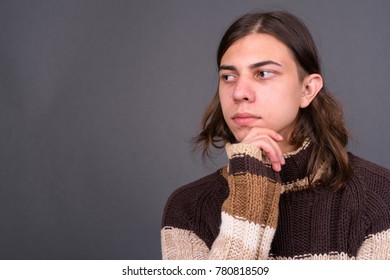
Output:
[{"xmin": 161, "ymin": 141, "xmax": 390, "ymax": 259}]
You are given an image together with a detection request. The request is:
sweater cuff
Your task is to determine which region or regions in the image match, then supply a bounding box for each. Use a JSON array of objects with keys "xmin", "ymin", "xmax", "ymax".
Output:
[
  {"xmin": 225, "ymin": 143, "xmax": 263, "ymax": 162},
  {"xmin": 226, "ymin": 143, "xmax": 275, "ymax": 178}
]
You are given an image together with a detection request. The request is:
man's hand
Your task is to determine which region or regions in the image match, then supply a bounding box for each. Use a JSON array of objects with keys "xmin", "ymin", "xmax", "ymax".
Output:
[{"xmin": 241, "ymin": 127, "xmax": 286, "ymax": 172}]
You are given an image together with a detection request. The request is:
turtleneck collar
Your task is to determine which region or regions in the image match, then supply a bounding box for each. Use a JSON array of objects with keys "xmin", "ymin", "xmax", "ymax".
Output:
[
  {"xmin": 279, "ymin": 139, "xmax": 326, "ymax": 193},
  {"xmin": 279, "ymin": 139, "xmax": 312, "ymax": 184}
]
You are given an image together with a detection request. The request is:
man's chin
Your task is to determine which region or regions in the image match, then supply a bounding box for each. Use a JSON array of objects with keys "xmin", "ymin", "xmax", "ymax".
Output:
[{"xmin": 232, "ymin": 130, "xmax": 250, "ymax": 143}]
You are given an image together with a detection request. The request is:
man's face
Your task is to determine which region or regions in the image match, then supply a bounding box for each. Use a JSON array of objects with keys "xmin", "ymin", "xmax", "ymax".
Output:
[{"xmin": 218, "ymin": 33, "xmax": 308, "ymax": 144}]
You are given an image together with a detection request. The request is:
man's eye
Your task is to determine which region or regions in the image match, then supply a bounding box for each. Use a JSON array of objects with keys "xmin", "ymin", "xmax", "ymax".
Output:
[
  {"xmin": 221, "ymin": 74, "xmax": 235, "ymax": 81},
  {"xmin": 256, "ymin": 71, "xmax": 275, "ymax": 79}
]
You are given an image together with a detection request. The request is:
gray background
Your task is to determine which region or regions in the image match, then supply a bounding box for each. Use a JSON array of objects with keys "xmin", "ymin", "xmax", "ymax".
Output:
[{"xmin": 0, "ymin": 0, "xmax": 389, "ymax": 260}]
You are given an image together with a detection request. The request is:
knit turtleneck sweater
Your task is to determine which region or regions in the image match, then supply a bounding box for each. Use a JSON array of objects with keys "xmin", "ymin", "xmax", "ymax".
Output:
[{"xmin": 161, "ymin": 141, "xmax": 390, "ymax": 259}]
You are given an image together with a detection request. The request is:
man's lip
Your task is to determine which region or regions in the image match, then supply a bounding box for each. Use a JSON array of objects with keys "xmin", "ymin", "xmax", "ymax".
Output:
[
  {"xmin": 231, "ymin": 113, "xmax": 261, "ymax": 126},
  {"xmin": 232, "ymin": 112, "xmax": 261, "ymax": 119}
]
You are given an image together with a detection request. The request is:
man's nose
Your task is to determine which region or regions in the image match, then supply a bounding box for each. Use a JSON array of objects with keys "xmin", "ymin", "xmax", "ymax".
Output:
[{"xmin": 232, "ymin": 78, "xmax": 255, "ymax": 103}]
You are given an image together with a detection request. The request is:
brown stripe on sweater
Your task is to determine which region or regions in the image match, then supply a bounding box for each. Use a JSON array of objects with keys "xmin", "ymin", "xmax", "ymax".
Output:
[
  {"xmin": 222, "ymin": 173, "xmax": 281, "ymax": 228},
  {"xmin": 229, "ymin": 155, "xmax": 280, "ymax": 182}
]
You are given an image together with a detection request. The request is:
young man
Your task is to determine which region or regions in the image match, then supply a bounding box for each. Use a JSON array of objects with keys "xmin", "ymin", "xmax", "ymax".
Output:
[{"xmin": 161, "ymin": 11, "xmax": 390, "ymax": 260}]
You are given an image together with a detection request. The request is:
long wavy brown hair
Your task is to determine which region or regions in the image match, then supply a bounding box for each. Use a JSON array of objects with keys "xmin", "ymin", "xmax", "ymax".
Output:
[{"xmin": 194, "ymin": 11, "xmax": 352, "ymax": 190}]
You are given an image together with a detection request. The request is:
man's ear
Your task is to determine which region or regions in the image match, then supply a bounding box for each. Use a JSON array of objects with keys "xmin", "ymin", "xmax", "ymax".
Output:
[{"xmin": 300, "ymin": 73, "xmax": 323, "ymax": 108}]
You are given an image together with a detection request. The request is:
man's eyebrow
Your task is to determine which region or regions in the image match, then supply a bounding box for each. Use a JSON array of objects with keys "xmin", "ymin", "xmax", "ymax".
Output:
[
  {"xmin": 219, "ymin": 60, "xmax": 282, "ymax": 72},
  {"xmin": 218, "ymin": 65, "xmax": 237, "ymax": 71},
  {"xmin": 250, "ymin": 60, "xmax": 282, "ymax": 69}
]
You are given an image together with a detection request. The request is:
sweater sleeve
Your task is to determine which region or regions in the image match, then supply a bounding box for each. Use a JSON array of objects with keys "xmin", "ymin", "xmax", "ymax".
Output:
[
  {"xmin": 161, "ymin": 143, "xmax": 282, "ymax": 259},
  {"xmin": 356, "ymin": 159, "xmax": 390, "ymax": 260},
  {"xmin": 356, "ymin": 229, "xmax": 390, "ymax": 259},
  {"xmin": 208, "ymin": 143, "xmax": 281, "ymax": 259}
]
